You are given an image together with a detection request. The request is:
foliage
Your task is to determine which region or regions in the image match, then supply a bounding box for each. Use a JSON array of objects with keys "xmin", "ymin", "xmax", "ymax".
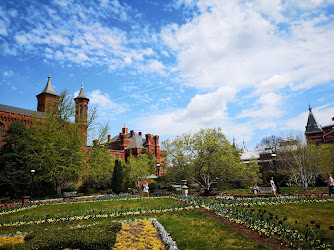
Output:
[
  {"xmin": 27, "ymin": 90, "xmax": 86, "ymax": 196},
  {"xmin": 162, "ymin": 128, "xmax": 260, "ymax": 188},
  {"xmin": 114, "ymin": 220, "xmax": 165, "ymax": 250},
  {"xmin": 0, "ymin": 235, "xmax": 24, "ymax": 247},
  {"xmin": 0, "ymin": 121, "xmax": 33, "ymax": 199},
  {"xmin": 123, "ymin": 151, "xmax": 156, "ymax": 187},
  {"xmin": 17, "ymin": 222, "xmax": 121, "ymax": 250},
  {"xmin": 83, "ymin": 146, "xmax": 115, "ymax": 192},
  {"xmin": 112, "ymin": 160, "xmax": 124, "ymax": 194},
  {"xmin": 278, "ymin": 135, "xmax": 334, "ymax": 190}
]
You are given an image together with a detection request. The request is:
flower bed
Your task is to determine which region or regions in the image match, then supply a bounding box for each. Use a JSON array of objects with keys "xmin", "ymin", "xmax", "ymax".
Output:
[
  {"xmin": 174, "ymin": 195, "xmax": 334, "ymax": 249},
  {"xmin": 114, "ymin": 218, "xmax": 178, "ymax": 250},
  {"xmin": 0, "ymin": 202, "xmax": 194, "ymax": 228}
]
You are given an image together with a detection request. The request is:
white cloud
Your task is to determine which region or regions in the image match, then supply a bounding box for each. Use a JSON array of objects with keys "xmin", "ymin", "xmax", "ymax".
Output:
[
  {"xmin": 238, "ymin": 92, "xmax": 284, "ymax": 119},
  {"xmin": 161, "ymin": 0, "xmax": 334, "ymax": 93},
  {"xmin": 136, "ymin": 86, "xmax": 236, "ymax": 134},
  {"xmin": 88, "ymin": 89, "xmax": 127, "ymax": 114},
  {"xmin": 3, "ymin": 70, "xmax": 13, "ymax": 77}
]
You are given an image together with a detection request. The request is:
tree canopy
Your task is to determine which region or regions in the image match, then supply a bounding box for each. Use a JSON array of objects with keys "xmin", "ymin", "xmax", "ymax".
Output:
[{"xmin": 162, "ymin": 128, "xmax": 260, "ymax": 188}]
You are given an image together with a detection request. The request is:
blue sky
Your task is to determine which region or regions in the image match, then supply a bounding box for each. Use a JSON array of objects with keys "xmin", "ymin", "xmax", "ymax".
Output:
[{"xmin": 1, "ymin": 0, "xmax": 334, "ymax": 150}]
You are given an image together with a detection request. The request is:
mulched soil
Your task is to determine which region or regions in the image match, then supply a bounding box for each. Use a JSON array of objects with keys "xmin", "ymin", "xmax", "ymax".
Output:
[{"xmin": 196, "ymin": 208, "xmax": 290, "ymax": 250}]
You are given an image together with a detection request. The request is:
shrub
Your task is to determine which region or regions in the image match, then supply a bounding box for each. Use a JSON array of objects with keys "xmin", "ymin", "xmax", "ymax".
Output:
[{"xmin": 5, "ymin": 222, "xmax": 122, "ymax": 250}]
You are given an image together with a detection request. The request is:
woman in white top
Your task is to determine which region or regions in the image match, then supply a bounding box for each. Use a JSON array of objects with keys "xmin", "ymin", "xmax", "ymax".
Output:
[
  {"xmin": 143, "ymin": 180, "xmax": 149, "ymax": 197},
  {"xmin": 328, "ymin": 173, "xmax": 334, "ymax": 197},
  {"xmin": 270, "ymin": 177, "xmax": 276, "ymax": 195}
]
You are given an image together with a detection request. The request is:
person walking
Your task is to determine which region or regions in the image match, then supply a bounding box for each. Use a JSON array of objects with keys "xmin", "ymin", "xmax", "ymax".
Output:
[
  {"xmin": 270, "ymin": 177, "xmax": 276, "ymax": 195},
  {"xmin": 328, "ymin": 173, "xmax": 334, "ymax": 197},
  {"xmin": 143, "ymin": 180, "xmax": 149, "ymax": 197}
]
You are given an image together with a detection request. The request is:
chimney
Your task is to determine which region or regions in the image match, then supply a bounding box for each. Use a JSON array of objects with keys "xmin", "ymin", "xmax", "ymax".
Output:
[
  {"xmin": 108, "ymin": 135, "xmax": 111, "ymax": 142},
  {"xmin": 154, "ymin": 135, "xmax": 160, "ymax": 145},
  {"xmin": 139, "ymin": 132, "xmax": 142, "ymax": 136},
  {"xmin": 130, "ymin": 130, "xmax": 134, "ymax": 137}
]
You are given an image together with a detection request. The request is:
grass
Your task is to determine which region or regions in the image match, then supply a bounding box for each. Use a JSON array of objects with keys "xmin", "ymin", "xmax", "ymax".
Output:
[
  {"xmin": 1, "ymin": 197, "xmax": 179, "ymax": 221},
  {"xmin": 155, "ymin": 210, "xmax": 268, "ymax": 250},
  {"xmin": 254, "ymin": 202, "xmax": 334, "ymax": 238}
]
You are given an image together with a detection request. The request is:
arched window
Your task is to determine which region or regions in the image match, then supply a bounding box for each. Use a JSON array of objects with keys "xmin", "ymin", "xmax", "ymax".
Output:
[{"xmin": 80, "ymin": 105, "xmax": 83, "ymax": 119}]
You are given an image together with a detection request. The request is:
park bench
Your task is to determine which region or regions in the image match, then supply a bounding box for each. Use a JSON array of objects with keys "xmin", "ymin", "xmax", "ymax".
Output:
[
  {"xmin": 63, "ymin": 191, "xmax": 79, "ymax": 199},
  {"xmin": 200, "ymin": 188, "xmax": 218, "ymax": 196},
  {"xmin": 249, "ymin": 187, "xmax": 272, "ymax": 194},
  {"xmin": 151, "ymin": 189, "xmax": 168, "ymax": 196}
]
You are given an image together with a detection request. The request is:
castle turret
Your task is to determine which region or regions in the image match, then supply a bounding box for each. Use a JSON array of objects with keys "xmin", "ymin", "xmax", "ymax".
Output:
[
  {"xmin": 74, "ymin": 83, "xmax": 89, "ymax": 147},
  {"xmin": 36, "ymin": 75, "xmax": 59, "ymax": 113}
]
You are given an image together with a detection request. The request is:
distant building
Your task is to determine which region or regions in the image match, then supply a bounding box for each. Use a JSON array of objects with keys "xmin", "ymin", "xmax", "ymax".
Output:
[
  {"xmin": 0, "ymin": 75, "xmax": 89, "ymax": 147},
  {"xmin": 102, "ymin": 125, "xmax": 167, "ymax": 176},
  {"xmin": 305, "ymin": 105, "xmax": 334, "ymax": 144}
]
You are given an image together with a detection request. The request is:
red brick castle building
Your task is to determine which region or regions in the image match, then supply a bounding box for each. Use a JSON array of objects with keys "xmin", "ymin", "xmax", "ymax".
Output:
[
  {"xmin": 0, "ymin": 75, "xmax": 165, "ymax": 176},
  {"xmin": 0, "ymin": 75, "xmax": 89, "ymax": 147},
  {"xmin": 305, "ymin": 105, "xmax": 334, "ymax": 144}
]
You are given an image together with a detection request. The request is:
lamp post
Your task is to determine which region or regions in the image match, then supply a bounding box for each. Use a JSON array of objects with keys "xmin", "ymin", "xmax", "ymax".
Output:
[
  {"xmin": 271, "ymin": 154, "xmax": 279, "ymax": 194},
  {"xmin": 156, "ymin": 163, "xmax": 160, "ymax": 188},
  {"xmin": 156, "ymin": 163, "xmax": 160, "ymax": 176},
  {"xmin": 30, "ymin": 169, "xmax": 35, "ymax": 198}
]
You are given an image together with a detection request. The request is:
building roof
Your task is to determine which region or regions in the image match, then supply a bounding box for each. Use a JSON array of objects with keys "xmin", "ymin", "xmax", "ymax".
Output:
[
  {"xmin": 37, "ymin": 75, "xmax": 58, "ymax": 96},
  {"xmin": 74, "ymin": 83, "xmax": 89, "ymax": 101},
  {"xmin": 239, "ymin": 151, "xmax": 260, "ymax": 161},
  {"xmin": 305, "ymin": 105, "xmax": 323, "ymax": 134},
  {"xmin": 0, "ymin": 104, "xmax": 45, "ymax": 118},
  {"xmin": 109, "ymin": 132, "xmax": 145, "ymax": 149}
]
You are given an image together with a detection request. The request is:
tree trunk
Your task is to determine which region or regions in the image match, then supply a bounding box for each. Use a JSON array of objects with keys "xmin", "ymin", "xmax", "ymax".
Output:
[{"xmin": 56, "ymin": 179, "xmax": 62, "ymax": 196}]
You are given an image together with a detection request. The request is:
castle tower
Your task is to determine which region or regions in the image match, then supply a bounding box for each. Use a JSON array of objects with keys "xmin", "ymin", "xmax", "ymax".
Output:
[
  {"xmin": 305, "ymin": 105, "xmax": 324, "ymax": 143},
  {"xmin": 36, "ymin": 75, "xmax": 59, "ymax": 113},
  {"xmin": 154, "ymin": 135, "xmax": 161, "ymax": 162},
  {"xmin": 74, "ymin": 83, "xmax": 89, "ymax": 147}
]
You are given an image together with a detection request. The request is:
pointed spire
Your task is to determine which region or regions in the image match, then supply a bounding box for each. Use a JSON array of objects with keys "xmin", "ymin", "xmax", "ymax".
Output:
[
  {"xmin": 241, "ymin": 140, "xmax": 248, "ymax": 153},
  {"xmin": 74, "ymin": 83, "xmax": 89, "ymax": 101},
  {"xmin": 305, "ymin": 105, "xmax": 323, "ymax": 134},
  {"xmin": 38, "ymin": 75, "xmax": 58, "ymax": 96}
]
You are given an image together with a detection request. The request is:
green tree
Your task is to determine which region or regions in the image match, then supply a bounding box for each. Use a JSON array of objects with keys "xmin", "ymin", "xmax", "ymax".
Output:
[
  {"xmin": 112, "ymin": 160, "xmax": 124, "ymax": 194},
  {"xmin": 124, "ymin": 151, "xmax": 156, "ymax": 187},
  {"xmin": 28, "ymin": 90, "xmax": 86, "ymax": 196},
  {"xmin": 83, "ymin": 123, "xmax": 115, "ymax": 191},
  {"xmin": 278, "ymin": 135, "xmax": 333, "ymax": 190},
  {"xmin": 0, "ymin": 121, "xmax": 32, "ymax": 198},
  {"xmin": 162, "ymin": 128, "xmax": 259, "ymax": 188}
]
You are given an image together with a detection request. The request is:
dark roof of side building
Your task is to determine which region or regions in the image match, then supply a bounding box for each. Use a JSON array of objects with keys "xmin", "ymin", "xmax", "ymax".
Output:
[
  {"xmin": 109, "ymin": 132, "xmax": 145, "ymax": 149},
  {"xmin": 305, "ymin": 106, "xmax": 323, "ymax": 134},
  {"xmin": 0, "ymin": 104, "xmax": 46, "ymax": 118}
]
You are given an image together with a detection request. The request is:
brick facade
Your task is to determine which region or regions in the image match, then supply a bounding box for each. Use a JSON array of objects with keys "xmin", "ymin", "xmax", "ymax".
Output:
[{"xmin": 103, "ymin": 126, "xmax": 167, "ymax": 176}]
